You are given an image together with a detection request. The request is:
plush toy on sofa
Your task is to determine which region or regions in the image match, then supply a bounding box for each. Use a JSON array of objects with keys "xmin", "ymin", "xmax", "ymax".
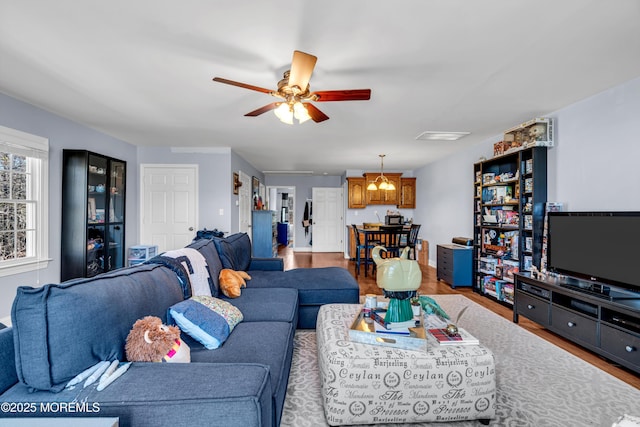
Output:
[
  {"xmin": 125, "ymin": 316, "xmax": 190, "ymax": 363},
  {"xmin": 219, "ymin": 269, "xmax": 251, "ymax": 298}
]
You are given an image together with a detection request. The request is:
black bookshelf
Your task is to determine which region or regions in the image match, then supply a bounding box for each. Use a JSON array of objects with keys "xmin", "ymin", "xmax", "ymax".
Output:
[{"xmin": 472, "ymin": 147, "xmax": 548, "ymax": 306}]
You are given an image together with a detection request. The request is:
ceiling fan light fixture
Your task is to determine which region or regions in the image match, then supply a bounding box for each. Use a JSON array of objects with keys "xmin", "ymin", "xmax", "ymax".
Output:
[
  {"xmin": 293, "ymin": 102, "xmax": 311, "ymax": 124},
  {"xmin": 213, "ymin": 50, "xmax": 371, "ymax": 124},
  {"xmin": 274, "ymin": 103, "xmax": 294, "ymax": 125}
]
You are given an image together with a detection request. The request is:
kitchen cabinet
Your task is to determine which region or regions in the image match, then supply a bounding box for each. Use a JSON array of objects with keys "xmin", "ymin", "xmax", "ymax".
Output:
[
  {"xmin": 364, "ymin": 173, "xmax": 401, "ymax": 205},
  {"xmin": 347, "ymin": 177, "xmax": 367, "ymax": 209},
  {"xmin": 398, "ymin": 177, "xmax": 416, "ymax": 209}
]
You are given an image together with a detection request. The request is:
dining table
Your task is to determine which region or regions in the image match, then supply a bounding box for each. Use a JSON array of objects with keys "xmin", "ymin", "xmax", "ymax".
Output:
[{"xmin": 356, "ymin": 225, "xmax": 410, "ymax": 277}]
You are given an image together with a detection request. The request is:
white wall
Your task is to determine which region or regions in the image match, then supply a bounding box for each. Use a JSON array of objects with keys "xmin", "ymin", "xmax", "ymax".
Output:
[
  {"xmin": 0, "ymin": 93, "xmax": 138, "ymax": 320},
  {"xmin": 547, "ymin": 77, "xmax": 640, "ymax": 210},
  {"xmin": 414, "ymin": 76, "xmax": 640, "ymax": 266}
]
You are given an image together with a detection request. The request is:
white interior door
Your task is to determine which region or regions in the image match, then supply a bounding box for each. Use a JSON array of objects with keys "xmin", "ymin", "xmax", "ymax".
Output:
[
  {"xmin": 312, "ymin": 187, "xmax": 343, "ymax": 252},
  {"xmin": 238, "ymin": 171, "xmax": 252, "ymax": 236},
  {"xmin": 140, "ymin": 164, "xmax": 198, "ymax": 252}
]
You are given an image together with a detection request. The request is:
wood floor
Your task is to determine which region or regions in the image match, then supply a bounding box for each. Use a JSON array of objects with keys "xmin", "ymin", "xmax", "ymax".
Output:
[{"xmin": 279, "ymin": 247, "xmax": 640, "ymax": 389}]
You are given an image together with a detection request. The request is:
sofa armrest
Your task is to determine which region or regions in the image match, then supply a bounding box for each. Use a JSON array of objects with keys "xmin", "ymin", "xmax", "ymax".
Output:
[{"xmin": 249, "ymin": 257, "xmax": 284, "ymax": 271}]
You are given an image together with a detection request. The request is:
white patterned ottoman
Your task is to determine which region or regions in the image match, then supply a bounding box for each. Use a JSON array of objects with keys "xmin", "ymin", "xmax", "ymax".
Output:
[{"xmin": 316, "ymin": 304, "xmax": 496, "ymax": 426}]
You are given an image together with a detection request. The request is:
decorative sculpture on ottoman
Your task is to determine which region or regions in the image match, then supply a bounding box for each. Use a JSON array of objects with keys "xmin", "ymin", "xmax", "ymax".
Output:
[{"xmin": 372, "ymin": 246, "xmax": 421, "ymax": 322}]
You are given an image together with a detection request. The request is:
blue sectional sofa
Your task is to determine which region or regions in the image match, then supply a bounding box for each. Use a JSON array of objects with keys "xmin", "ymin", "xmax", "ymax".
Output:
[{"xmin": 0, "ymin": 233, "xmax": 360, "ymax": 426}]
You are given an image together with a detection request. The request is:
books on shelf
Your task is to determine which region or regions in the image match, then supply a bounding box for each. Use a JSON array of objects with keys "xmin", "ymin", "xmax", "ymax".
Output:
[
  {"xmin": 370, "ymin": 309, "xmax": 419, "ymax": 330},
  {"xmin": 427, "ymin": 327, "xmax": 479, "ymax": 346}
]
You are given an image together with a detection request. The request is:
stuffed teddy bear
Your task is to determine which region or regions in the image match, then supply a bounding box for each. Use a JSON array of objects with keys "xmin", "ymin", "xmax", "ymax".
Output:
[
  {"xmin": 219, "ymin": 269, "xmax": 251, "ymax": 298},
  {"xmin": 125, "ymin": 316, "xmax": 190, "ymax": 363}
]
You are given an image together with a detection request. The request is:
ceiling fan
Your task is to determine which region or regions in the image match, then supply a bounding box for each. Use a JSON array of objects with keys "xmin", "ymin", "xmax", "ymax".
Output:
[{"xmin": 213, "ymin": 50, "xmax": 371, "ymax": 124}]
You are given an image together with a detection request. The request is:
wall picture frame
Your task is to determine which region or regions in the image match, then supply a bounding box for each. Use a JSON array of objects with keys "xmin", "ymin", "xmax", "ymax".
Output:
[{"xmin": 233, "ymin": 172, "xmax": 241, "ymax": 195}]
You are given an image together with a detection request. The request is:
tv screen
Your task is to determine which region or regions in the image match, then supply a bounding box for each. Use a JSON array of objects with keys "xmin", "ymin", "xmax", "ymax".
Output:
[{"xmin": 547, "ymin": 212, "xmax": 640, "ymax": 293}]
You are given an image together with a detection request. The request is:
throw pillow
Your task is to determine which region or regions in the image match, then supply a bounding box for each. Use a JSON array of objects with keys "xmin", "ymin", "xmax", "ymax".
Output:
[
  {"xmin": 224, "ymin": 233, "xmax": 252, "ymax": 271},
  {"xmin": 168, "ymin": 296, "xmax": 243, "ymax": 349},
  {"xmin": 211, "ymin": 237, "xmax": 237, "ymax": 270}
]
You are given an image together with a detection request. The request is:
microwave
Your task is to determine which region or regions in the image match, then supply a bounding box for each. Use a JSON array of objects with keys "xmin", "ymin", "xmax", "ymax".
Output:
[{"xmin": 385, "ymin": 215, "xmax": 403, "ymax": 225}]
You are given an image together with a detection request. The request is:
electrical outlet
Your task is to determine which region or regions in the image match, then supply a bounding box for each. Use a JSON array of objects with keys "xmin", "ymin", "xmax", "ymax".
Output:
[{"xmin": 219, "ymin": 208, "xmax": 224, "ymax": 216}]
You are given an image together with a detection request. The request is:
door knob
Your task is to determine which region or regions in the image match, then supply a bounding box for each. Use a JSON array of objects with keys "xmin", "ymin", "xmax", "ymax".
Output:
[{"xmin": 189, "ymin": 227, "xmax": 194, "ymax": 231}]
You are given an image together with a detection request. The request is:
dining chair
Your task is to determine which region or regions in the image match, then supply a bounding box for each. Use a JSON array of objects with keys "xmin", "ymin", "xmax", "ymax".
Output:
[
  {"xmin": 352, "ymin": 225, "xmax": 376, "ymax": 277},
  {"xmin": 378, "ymin": 225, "xmax": 404, "ymax": 259},
  {"xmin": 404, "ymin": 224, "xmax": 421, "ymax": 260}
]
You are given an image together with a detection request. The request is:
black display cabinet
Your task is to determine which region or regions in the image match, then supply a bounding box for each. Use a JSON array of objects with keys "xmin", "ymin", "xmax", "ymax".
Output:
[
  {"xmin": 61, "ymin": 150, "xmax": 126, "ymax": 281},
  {"xmin": 472, "ymin": 146, "xmax": 547, "ymax": 306}
]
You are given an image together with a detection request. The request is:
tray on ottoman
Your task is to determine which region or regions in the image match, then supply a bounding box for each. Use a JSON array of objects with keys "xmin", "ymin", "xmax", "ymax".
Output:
[{"xmin": 348, "ymin": 309, "xmax": 427, "ymax": 351}]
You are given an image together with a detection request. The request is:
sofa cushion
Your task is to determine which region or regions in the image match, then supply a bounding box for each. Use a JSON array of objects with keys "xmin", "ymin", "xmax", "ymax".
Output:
[
  {"xmin": 247, "ymin": 267, "xmax": 360, "ymax": 305},
  {"xmin": 0, "ymin": 363, "xmax": 273, "ymax": 427},
  {"xmin": 187, "ymin": 320, "xmax": 295, "ymax": 424},
  {"xmin": 0, "ymin": 328, "xmax": 17, "ymax": 394},
  {"xmin": 225, "ymin": 233, "xmax": 252, "ymax": 271},
  {"xmin": 11, "ymin": 264, "xmax": 184, "ymax": 392},
  {"xmin": 168, "ymin": 296, "xmax": 243, "ymax": 349},
  {"xmin": 213, "ymin": 233, "xmax": 252, "ymax": 271},
  {"xmin": 187, "ymin": 238, "xmax": 223, "ymax": 297},
  {"xmin": 222, "ymin": 288, "xmax": 298, "ymax": 324}
]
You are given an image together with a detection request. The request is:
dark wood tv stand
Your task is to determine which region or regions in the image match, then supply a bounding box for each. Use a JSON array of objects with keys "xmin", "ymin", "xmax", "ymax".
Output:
[{"xmin": 514, "ymin": 272, "xmax": 640, "ymax": 374}]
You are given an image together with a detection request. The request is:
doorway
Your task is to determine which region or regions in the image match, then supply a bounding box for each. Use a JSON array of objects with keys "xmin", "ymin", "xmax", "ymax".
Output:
[
  {"xmin": 238, "ymin": 170, "xmax": 252, "ymax": 236},
  {"xmin": 311, "ymin": 187, "xmax": 344, "ymax": 252},
  {"xmin": 267, "ymin": 186, "xmax": 295, "ymax": 249},
  {"xmin": 140, "ymin": 164, "xmax": 198, "ymax": 252}
]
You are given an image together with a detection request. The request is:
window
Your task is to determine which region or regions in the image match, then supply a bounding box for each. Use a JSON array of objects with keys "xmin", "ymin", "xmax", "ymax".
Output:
[{"xmin": 0, "ymin": 125, "xmax": 49, "ymax": 277}]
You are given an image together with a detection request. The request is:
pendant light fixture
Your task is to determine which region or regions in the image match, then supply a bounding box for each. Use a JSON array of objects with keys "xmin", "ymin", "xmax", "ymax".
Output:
[{"xmin": 367, "ymin": 154, "xmax": 396, "ymax": 191}]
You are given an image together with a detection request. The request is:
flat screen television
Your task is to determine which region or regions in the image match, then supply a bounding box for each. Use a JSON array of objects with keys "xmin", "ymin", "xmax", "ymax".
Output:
[{"xmin": 547, "ymin": 211, "xmax": 640, "ymax": 297}]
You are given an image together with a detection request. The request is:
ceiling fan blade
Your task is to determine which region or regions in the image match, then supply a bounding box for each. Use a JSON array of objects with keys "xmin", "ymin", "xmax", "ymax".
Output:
[
  {"xmin": 245, "ymin": 102, "xmax": 280, "ymax": 117},
  {"xmin": 311, "ymin": 89, "xmax": 371, "ymax": 102},
  {"xmin": 213, "ymin": 77, "xmax": 273, "ymax": 94},
  {"xmin": 305, "ymin": 103, "xmax": 330, "ymax": 123},
  {"xmin": 288, "ymin": 51, "xmax": 317, "ymax": 92}
]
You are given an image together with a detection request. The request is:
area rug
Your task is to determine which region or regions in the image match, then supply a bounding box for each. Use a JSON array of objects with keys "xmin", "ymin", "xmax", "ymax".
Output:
[{"xmin": 281, "ymin": 294, "xmax": 640, "ymax": 426}]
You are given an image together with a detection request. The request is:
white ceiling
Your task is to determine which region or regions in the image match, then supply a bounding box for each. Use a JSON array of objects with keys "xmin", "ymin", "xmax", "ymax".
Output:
[{"xmin": 1, "ymin": 0, "xmax": 639, "ymax": 175}]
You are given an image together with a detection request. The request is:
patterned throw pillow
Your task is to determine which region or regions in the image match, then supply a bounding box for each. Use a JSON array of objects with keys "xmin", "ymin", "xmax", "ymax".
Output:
[
  {"xmin": 190, "ymin": 295, "xmax": 243, "ymax": 331},
  {"xmin": 168, "ymin": 296, "xmax": 243, "ymax": 349}
]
